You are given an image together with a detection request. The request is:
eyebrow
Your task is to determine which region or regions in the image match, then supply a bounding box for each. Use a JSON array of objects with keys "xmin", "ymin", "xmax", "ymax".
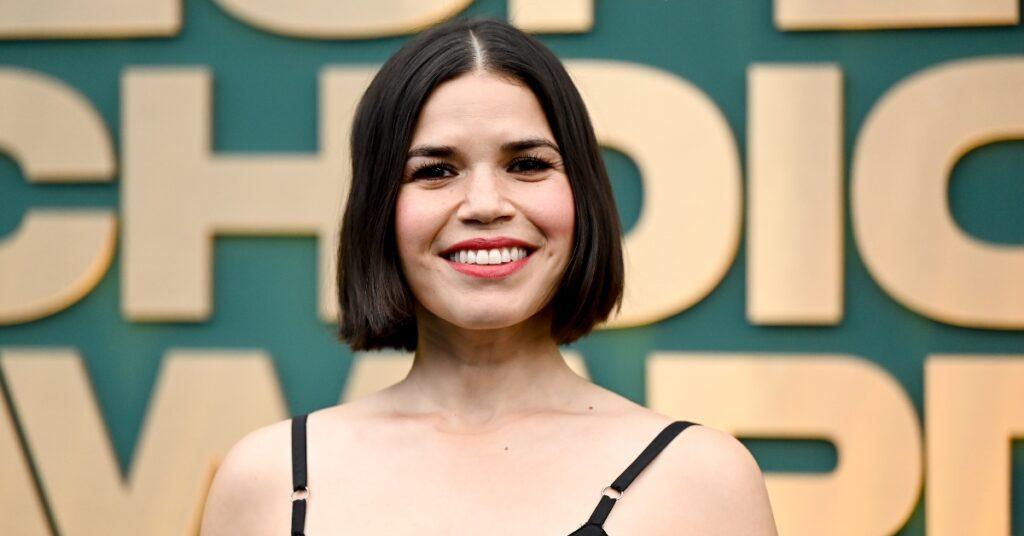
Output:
[{"xmin": 406, "ymin": 137, "xmax": 560, "ymax": 159}]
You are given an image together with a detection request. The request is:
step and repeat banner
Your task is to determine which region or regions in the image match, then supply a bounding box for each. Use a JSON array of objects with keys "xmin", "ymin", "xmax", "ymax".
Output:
[{"xmin": 1, "ymin": 1, "xmax": 1022, "ymax": 534}]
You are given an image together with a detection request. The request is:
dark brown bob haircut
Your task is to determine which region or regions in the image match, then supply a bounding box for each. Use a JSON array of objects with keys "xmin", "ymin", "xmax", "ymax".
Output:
[{"xmin": 336, "ymin": 18, "xmax": 624, "ymax": 351}]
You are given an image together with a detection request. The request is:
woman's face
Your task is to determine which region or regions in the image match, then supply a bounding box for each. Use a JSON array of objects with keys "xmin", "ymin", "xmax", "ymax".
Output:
[{"xmin": 394, "ymin": 71, "xmax": 575, "ymax": 334}]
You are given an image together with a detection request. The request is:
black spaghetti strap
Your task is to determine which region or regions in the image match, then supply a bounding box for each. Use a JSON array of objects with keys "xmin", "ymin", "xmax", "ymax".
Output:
[
  {"xmin": 291, "ymin": 415, "xmax": 309, "ymax": 536},
  {"xmin": 582, "ymin": 421, "xmax": 698, "ymax": 528},
  {"xmin": 610, "ymin": 421, "xmax": 695, "ymax": 492}
]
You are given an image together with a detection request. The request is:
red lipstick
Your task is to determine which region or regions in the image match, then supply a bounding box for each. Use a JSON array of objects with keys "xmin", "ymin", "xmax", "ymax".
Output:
[
  {"xmin": 439, "ymin": 237, "xmax": 536, "ymax": 257},
  {"xmin": 439, "ymin": 236, "xmax": 536, "ymax": 279}
]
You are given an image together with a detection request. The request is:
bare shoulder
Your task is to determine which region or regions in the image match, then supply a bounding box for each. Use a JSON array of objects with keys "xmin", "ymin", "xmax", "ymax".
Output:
[
  {"xmin": 199, "ymin": 417, "xmax": 294, "ymax": 536},
  {"xmin": 651, "ymin": 422, "xmax": 778, "ymax": 535}
]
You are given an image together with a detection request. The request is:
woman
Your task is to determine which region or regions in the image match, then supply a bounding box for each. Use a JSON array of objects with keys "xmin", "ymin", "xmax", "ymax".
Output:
[{"xmin": 201, "ymin": 18, "xmax": 777, "ymax": 535}]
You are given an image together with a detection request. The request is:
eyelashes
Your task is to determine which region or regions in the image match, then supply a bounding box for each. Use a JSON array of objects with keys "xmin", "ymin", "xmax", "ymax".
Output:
[
  {"xmin": 408, "ymin": 160, "xmax": 456, "ymax": 181},
  {"xmin": 406, "ymin": 154, "xmax": 557, "ymax": 181}
]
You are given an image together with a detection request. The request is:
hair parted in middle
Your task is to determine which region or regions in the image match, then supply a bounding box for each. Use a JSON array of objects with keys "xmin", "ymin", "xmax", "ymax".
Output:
[{"xmin": 336, "ymin": 18, "xmax": 624, "ymax": 351}]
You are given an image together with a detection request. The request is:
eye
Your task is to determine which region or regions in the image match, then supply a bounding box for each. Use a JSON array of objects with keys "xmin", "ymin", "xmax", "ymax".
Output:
[
  {"xmin": 508, "ymin": 155, "xmax": 554, "ymax": 174},
  {"xmin": 408, "ymin": 161, "xmax": 457, "ymax": 181}
]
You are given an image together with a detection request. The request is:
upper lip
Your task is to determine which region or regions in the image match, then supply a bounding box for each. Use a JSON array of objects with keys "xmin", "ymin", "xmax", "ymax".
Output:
[{"xmin": 439, "ymin": 236, "xmax": 537, "ymax": 256}]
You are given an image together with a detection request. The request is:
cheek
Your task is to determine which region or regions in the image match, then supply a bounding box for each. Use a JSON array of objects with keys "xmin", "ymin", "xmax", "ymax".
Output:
[
  {"xmin": 527, "ymin": 178, "xmax": 576, "ymax": 249},
  {"xmin": 394, "ymin": 189, "xmax": 439, "ymax": 262}
]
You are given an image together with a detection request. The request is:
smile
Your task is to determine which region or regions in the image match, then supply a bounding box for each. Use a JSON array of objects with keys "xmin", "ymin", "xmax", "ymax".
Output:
[
  {"xmin": 438, "ymin": 237, "xmax": 537, "ymax": 279},
  {"xmin": 446, "ymin": 247, "xmax": 529, "ymax": 265},
  {"xmin": 442, "ymin": 250, "xmax": 536, "ymax": 278}
]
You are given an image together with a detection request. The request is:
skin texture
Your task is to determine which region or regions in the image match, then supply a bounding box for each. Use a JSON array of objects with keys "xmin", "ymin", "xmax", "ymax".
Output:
[{"xmin": 200, "ymin": 72, "xmax": 779, "ymax": 535}]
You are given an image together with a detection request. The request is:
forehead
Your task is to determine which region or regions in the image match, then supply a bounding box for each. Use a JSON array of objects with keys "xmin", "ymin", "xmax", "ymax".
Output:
[{"xmin": 410, "ymin": 71, "xmax": 555, "ymax": 146}]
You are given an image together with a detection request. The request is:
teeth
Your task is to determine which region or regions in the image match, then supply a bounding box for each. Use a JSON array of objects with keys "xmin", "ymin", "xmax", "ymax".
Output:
[{"xmin": 446, "ymin": 246, "xmax": 530, "ymax": 265}]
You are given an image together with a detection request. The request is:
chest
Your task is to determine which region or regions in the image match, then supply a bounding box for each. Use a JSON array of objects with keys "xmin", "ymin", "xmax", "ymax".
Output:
[
  {"xmin": 301, "ymin": 485, "xmax": 692, "ymax": 536},
  {"xmin": 297, "ymin": 432, "xmax": 694, "ymax": 535}
]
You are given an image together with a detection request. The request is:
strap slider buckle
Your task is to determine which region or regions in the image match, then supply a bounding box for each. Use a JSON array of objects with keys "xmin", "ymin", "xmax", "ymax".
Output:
[
  {"xmin": 601, "ymin": 486, "xmax": 623, "ymax": 501},
  {"xmin": 291, "ymin": 486, "xmax": 310, "ymax": 502}
]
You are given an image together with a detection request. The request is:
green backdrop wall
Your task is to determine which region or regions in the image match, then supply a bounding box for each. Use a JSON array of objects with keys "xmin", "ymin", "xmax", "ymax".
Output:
[{"xmin": 1, "ymin": 1, "xmax": 1022, "ymax": 533}]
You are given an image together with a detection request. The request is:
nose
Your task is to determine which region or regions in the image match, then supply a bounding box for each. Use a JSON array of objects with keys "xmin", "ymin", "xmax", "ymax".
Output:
[{"xmin": 456, "ymin": 166, "xmax": 515, "ymax": 224}]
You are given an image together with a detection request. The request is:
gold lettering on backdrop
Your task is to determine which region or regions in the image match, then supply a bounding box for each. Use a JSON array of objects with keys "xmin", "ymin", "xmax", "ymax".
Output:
[
  {"xmin": 0, "ymin": 376, "xmax": 50, "ymax": 535},
  {"xmin": 926, "ymin": 356, "xmax": 1024, "ymax": 536},
  {"xmin": 10, "ymin": 349, "xmax": 1024, "ymax": 534},
  {"xmin": 774, "ymin": 0, "xmax": 1019, "ymax": 30},
  {"xmin": 121, "ymin": 67, "xmax": 374, "ymax": 322},
  {"xmin": 508, "ymin": 0, "xmax": 593, "ymax": 33},
  {"xmin": 209, "ymin": 0, "xmax": 472, "ymax": 39},
  {"xmin": 0, "ymin": 69, "xmax": 114, "ymax": 180},
  {"xmin": 0, "ymin": 213, "xmax": 116, "ymax": 325},
  {"xmin": 0, "ymin": 0, "xmax": 590, "ymax": 39},
  {"xmin": 0, "ymin": 348, "xmax": 286, "ymax": 535},
  {"xmin": 341, "ymin": 351, "xmax": 590, "ymax": 401},
  {"xmin": 565, "ymin": 61, "xmax": 742, "ymax": 329},
  {"xmin": 0, "ymin": 68, "xmax": 116, "ymax": 325},
  {"xmin": 0, "ymin": 0, "xmax": 180, "ymax": 39},
  {"xmin": 746, "ymin": 64, "xmax": 844, "ymax": 325},
  {"xmin": 852, "ymin": 57, "xmax": 1024, "ymax": 329},
  {"xmin": 4, "ymin": 0, "xmax": 1018, "ymax": 39},
  {"xmin": 647, "ymin": 354, "xmax": 922, "ymax": 536}
]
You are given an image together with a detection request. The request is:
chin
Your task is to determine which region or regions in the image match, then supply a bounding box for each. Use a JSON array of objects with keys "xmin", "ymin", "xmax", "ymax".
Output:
[{"xmin": 443, "ymin": 306, "xmax": 533, "ymax": 331}]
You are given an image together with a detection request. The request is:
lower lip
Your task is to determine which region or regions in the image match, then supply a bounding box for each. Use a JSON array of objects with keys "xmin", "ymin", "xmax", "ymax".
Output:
[{"xmin": 443, "ymin": 254, "xmax": 532, "ymax": 279}]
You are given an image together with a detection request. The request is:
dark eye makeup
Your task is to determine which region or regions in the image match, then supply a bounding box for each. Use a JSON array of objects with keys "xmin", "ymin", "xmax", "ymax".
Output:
[{"xmin": 406, "ymin": 154, "xmax": 556, "ymax": 182}]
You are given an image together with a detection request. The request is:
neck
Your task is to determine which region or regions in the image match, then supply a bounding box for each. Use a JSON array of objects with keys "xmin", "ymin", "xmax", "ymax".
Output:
[{"xmin": 388, "ymin": 309, "xmax": 586, "ymax": 433}]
